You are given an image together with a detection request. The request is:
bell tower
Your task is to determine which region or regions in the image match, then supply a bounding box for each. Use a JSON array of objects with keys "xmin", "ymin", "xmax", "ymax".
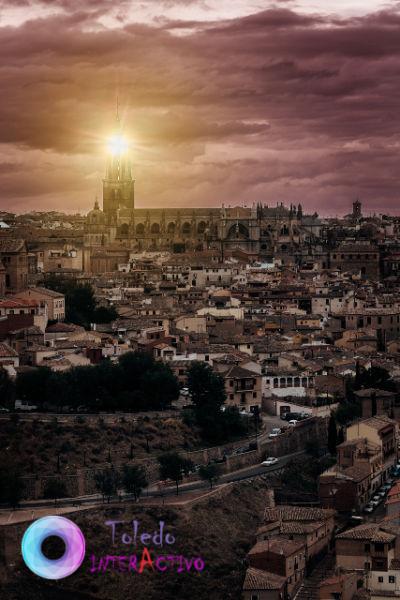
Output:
[{"xmin": 103, "ymin": 101, "xmax": 135, "ymax": 219}]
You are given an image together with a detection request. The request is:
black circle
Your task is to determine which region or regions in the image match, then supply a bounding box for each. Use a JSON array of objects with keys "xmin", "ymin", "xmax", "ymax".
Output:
[{"xmin": 41, "ymin": 535, "xmax": 66, "ymax": 560}]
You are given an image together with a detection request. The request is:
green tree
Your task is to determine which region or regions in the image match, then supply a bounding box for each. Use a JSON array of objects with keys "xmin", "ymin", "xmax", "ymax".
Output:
[
  {"xmin": 199, "ymin": 464, "xmax": 220, "ymax": 490},
  {"xmin": 305, "ymin": 438, "xmax": 320, "ymax": 459},
  {"xmin": 0, "ymin": 468, "xmax": 24, "ymax": 508},
  {"xmin": 0, "ymin": 367, "xmax": 14, "ymax": 408},
  {"xmin": 328, "ymin": 413, "xmax": 338, "ymax": 455},
  {"xmin": 94, "ymin": 468, "xmax": 120, "ymax": 503},
  {"xmin": 16, "ymin": 367, "xmax": 53, "ymax": 409},
  {"xmin": 158, "ymin": 452, "xmax": 194, "ymax": 496},
  {"xmin": 121, "ymin": 465, "xmax": 148, "ymax": 501},
  {"xmin": 43, "ymin": 478, "xmax": 67, "ymax": 505},
  {"xmin": 187, "ymin": 362, "xmax": 228, "ymax": 441},
  {"xmin": 92, "ymin": 306, "xmax": 118, "ymax": 324},
  {"xmin": 142, "ymin": 363, "xmax": 180, "ymax": 410},
  {"xmin": 188, "ymin": 362, "xmax": 226, "ymax": 413},
  {"xmin": 44, "ymin": 277, "xmax": 96, "ymax": 327}
]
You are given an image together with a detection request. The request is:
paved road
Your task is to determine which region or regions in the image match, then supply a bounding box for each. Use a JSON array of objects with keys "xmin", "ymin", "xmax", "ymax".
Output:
[{"xmin": 0, "ymin": 450, "xmax": 304, "ymax": 514}]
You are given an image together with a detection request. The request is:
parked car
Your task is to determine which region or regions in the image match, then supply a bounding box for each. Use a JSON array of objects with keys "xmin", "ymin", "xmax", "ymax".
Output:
[
  {"xmin": 180, "ymin": 388, "xmax": 190, "ymax": 397},
  {"xmin": 262, "ymin": 457, "xmax": 279, "ymax": 466},
  {"xmin": 350, "ymin": 515, "xmax": 364, "ymax": 525},
  {"xmin": 281, "ymin": 412, "xmax": 301, "ymax": 421},
  {"xmin": 0, "ymin": 406, "xmax": 10, "ymax": 413},
  {"xmin": 15, "ymin": 399, "xmax": 38, "ymax": 412},
  {"xmin": 298, "ymin": 412, "xmax": 312, "ymax": 420},
  {"xmin": 370, "ymin": 497, "xmax": 381, "ymax": 507},
  {"xmin": 268, "ymin": 428, "xmax": 282, "ymax": 438},
  {"xmin": 364, "ymin": 504, "xmax": 374, "ymax": 514},
  {"xmin": 288, "ymin": 420, "xmax": 298, "ymax": 426}
]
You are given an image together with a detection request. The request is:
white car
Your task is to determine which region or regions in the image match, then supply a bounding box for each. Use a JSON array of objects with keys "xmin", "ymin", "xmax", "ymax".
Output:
[
  {"xmin": 364, "ymin": 504, "xmax": 374, "ymax": 513},
  {"xmin": 262, "ymin": 457, "xmax": 279, "ymax": 466},
  {"xmin": 288, "ymin": 420, "xmax": 298, "ymax": 426},
  {"xmin": 180, "ymin": 388, "xmax": 190, "ymax": 396},
  {"xmin": 15, "ymin": 399, "xmax": 38, "ymax": 412},
  {"xmin": 269, "ymin": 428, "xmax": 282, "ymax": 438}
]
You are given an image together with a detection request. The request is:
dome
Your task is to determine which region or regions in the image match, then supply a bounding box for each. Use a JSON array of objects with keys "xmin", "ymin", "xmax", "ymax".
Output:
[{"xmin": 87, "ymin": 199, "xmax": 106, "ymax": 225}]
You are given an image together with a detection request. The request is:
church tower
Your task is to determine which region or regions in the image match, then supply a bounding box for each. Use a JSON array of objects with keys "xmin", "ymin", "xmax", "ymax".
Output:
[{"xmin": 103, "ymin": 102, "xmax": 135, "ymax": 219}]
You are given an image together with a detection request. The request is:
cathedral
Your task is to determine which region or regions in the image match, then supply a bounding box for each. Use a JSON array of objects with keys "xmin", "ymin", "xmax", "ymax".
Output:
[{"xmin": 83, "ymin": 113, "xmax": 317, "ymax": 272}]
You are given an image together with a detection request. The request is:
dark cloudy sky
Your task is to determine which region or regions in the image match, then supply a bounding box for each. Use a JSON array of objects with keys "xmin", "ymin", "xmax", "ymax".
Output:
[{"xmin": 0, "ymin": 0, "xmax": 399, "ymax": 215}]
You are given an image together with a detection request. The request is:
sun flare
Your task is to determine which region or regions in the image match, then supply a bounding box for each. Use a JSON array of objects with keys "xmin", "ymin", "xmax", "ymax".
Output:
[{"xmin": 107, "ymin": 134, "xmax": 129, "ymax": 156}]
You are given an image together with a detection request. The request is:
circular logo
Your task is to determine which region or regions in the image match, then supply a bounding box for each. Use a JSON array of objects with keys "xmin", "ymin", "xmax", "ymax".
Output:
[{"xmin": 21, "ymin": 515, "xmax": 85, "ymax": 580}]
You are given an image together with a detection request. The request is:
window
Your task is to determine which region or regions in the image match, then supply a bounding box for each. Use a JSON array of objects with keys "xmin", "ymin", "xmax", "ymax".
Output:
[
  {"xmin": 378, "ymin": 577, "xmax": 383, "ymax": 583},
  {"xmin": 389, "ymin": 576, "xmax": 396, "ymax": 584},
  {"xmin": 251, "ymin": 595, "xmax": 259, "ymax": 600},
  {"xmin": 364, "ymin": 544, "xmax": 370, "ymax": 552}
]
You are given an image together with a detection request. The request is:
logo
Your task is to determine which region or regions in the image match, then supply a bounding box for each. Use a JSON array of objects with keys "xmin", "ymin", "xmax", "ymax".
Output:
[{"xmin": 21, "ymin": 516, "xmax": 85, "ymax": 580}]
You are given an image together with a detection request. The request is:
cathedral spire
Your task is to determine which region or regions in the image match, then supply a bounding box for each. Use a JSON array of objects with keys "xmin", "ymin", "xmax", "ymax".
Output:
[{"xmin": 116, "ymin": 95, "xmax": 121, "ymax": 130}]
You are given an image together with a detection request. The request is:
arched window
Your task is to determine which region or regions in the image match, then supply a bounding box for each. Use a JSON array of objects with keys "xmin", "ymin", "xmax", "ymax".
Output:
[
  {"xmin": 197, "ymin": 221, "xmax": 206, "ymax": 234},
  {"xmin": 182, "ymin": 222, "xmax": 191, "ymax": 235},
  {"xmin": 118, "ymin": 223, "xmax": 129, "ymax": 236},
  {"xmin": 167, "ymin": 222, "xmax": 176, "ymax": 234},
  {"xmin": 136, "ymin": 223, "xmax": 145, "ymax": 235},
  {"xmin": 151, "ymin": 223, "xmax": 160, "ymax": 234}
]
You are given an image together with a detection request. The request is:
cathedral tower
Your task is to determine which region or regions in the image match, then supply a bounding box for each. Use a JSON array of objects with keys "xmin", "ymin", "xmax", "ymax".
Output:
[{"xmin": 103, "ymin": 103, "xmax": 135, "ymax": 219}]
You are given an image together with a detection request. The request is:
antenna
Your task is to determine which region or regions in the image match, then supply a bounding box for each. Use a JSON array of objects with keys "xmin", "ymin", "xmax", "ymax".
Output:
[{"xmin": 116, "ymin": 95, "xmax": 120, "ymax": 126}]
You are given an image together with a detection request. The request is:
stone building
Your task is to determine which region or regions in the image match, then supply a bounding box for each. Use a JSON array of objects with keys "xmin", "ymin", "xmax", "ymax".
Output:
[
  {"xmin": 81, "ymin": 115, "xmax": 316, "ymax": 273},
  {"xmin": 0, "ymin": 238, "xmax": 28, "ymax": 292}
]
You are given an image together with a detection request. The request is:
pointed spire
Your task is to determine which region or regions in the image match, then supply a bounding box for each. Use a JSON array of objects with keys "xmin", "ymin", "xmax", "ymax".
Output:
[{"xmin": 116, "ymin": 95, "xmax": 120, "ymax": 127}]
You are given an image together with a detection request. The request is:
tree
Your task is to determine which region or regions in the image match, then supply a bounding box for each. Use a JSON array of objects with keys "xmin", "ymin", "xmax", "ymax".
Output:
[
  {"xmin": 44, "ymin": 277, "xmax": 103, "ymax": 327},
  {"xmin": 353, "ymin": 365, "xmax": 396, "ymax": 393},
  {"xmin": 43, "ymin": 478, "xmax": 67, "ymax": 505},
  {"xmin": 0, "ymin": 367, "xmax": 14, "ymax": 408},
  {"xmin": 142, "ymin": 363, "xmax": 180, "ymax": 410},
  {"xmin": 187, "ymin": 362, "xmax": 228, "ymax": 441},
  {"xmin": 94, "ymin": 468, "xmax": 120, "ymax": 503},
  {"xmin": 328, "ymin": 413, "xmax": 338, "ymax": 454},
  {"xmin": 121, "ymin": 465, "xmax": 148, "ymax": 501},
  {"xmin": 188, "ymin": 362, "xmax": 226, "ymax": 413},
  {"xmin": 199, "ymin": 464, "xmax": 220, "ymax": 490},
  {"xmin": 16, "ymin": 366, "xmax": 53, "ymax": 409},
  {"xmin": 158, "ymin": 452, "xmax": 194, "ymax": 496},
  {"xmin": 92, "ymin": 306, "xmax": 118, "ymax": 324},
  {"xmin": 305, "ymin": 438, "xmax": 320, "ymax": 459},
  {"xmin": 0, "ymin": 469, "xmax": 24, "ymax": 508}
]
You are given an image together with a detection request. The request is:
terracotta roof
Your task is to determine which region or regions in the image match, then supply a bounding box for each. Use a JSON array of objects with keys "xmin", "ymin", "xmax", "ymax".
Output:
[
  {"xmin": 0, "ymin": 238, "xmax": 25, "ymax": 253},
  {"xmin": 264, "ymin": 506, "xmax": 335, "ymax": 523},
  {"xmin": 388, "ymin": 483, "xmax": 400, "ymax": 498},
  {"xmin": 26, "ymin": 286, "xmax": 64, "ymax": 299},
  {"xmin": 249, "ymin": 537, "xmax": 305, "ymax": 557},
  {"xmin": 223, "ymin": 365, "xmax": 260, "ymax": 379},
  {"xmin": 280, "ymin": 521, "xmax": 326, "ymax": 535},
  {"xmin": 0, "ymin": 298, "xmax": 37, "ymax": 308},
  {"xmin": 354, "ymin": 415, "xmax": 395, "ymax": 431},
  {"xmin": 243, "ymin": 567, "xmax": 286, "ymax": 591},
  {"xmin": 336, "ymin": 524, "xmax": 396, "ymax": 543},
  {"xmin": 342, "ymin": 464, "xmax": 371, "ymax": 482},
  {"xmin": 0, "ymin": 342, "xmax": 18, "ymax": 357},
  {"xmin": 46, "ymin": 322, "xmax": 80, "ymax": 333}
]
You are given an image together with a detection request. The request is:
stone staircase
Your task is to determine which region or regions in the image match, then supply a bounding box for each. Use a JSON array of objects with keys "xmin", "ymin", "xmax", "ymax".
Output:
[{"xmin": 294, "ymin": 554, "xmax": 336, "ymax": 600}]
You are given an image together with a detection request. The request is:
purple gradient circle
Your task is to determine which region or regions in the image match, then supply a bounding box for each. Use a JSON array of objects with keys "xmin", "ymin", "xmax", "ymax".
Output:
[{"xmin": 21, "ymin": 515, "xmax": 85, "ymax": 580}]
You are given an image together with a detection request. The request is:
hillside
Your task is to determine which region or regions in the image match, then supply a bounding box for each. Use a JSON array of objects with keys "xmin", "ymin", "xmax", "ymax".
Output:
[{"xmin": 1, "ymin": 480, "xmax": 269, "ymax": 600}]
